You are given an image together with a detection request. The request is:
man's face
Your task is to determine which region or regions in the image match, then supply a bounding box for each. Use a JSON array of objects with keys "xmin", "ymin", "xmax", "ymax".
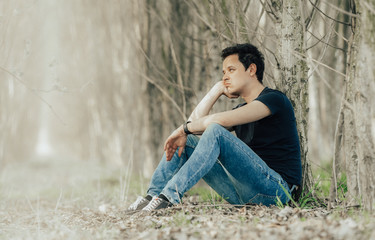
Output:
[{"xmin": 222, "ymin": 54, "xmax": 251, "ymax": 95}]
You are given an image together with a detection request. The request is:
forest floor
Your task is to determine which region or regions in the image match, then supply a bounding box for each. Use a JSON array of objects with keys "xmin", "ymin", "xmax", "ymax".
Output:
[{"xmin": 0, "ymin": 157, "xmax": 374, "ymax": 239}]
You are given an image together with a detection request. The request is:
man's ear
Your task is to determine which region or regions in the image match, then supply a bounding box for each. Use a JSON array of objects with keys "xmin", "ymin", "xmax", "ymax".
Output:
[{"xmin": 248, "ymin": 63, "xmax": 257, "ymax": 76}]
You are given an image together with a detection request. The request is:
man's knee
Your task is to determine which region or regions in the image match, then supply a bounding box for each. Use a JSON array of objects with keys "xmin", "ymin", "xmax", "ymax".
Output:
[
  {"xmin": 205, "ymin": 123, "xmax": 226, "ymax": 133},
  {"xmin": 186, "ymin": 134, "xmax": 199, "ymax": 148}
]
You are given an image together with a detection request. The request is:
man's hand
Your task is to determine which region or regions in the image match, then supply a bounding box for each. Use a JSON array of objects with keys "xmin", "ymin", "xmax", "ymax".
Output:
[
  {"xmin": 215, "ymin": 81, "xmax": 239, "ymax": 99},
  {"xmin": 163, "ymin": 126, "xmax": 187, "ymax": 161},
  {"xmin": 223, "ymin": 86, "xmax": 240, "ymax": 99}
]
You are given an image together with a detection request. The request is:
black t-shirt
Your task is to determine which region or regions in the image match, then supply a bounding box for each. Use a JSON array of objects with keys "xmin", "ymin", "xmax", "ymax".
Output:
[{"xmin": 233, "ymin": 87, "xmax": 302, "ymax": 186}]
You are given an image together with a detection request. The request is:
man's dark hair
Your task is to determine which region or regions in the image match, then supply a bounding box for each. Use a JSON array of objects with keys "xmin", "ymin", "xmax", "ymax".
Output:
[{"xmin": 221, "ymin": 43, "xmax": 265, "ymax": 83}]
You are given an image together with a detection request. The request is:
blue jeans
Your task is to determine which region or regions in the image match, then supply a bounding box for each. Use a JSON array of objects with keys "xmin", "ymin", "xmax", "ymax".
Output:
[{"xmin": 147, "ymin": 123, "xmax": 292, "ymax": 206}]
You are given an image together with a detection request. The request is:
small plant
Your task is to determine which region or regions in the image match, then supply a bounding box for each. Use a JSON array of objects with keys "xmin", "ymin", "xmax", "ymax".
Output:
[
  {"xmin": 277, "ymin": 181, "xmax": 326, "ymax": 209},
  {"xmin": 275, "ymin": 160, "xmax": 352, "ymax": 209},
  {"xmin": 187, "ymin": 186, "xmax": 225, "ymax": 204},
  {"xmin": 170, "ymin": 212, "xmax": 192, "ymax": 227},
  {"xmin": 276, "ymin": 184, "xmax": 298, "ymax": 208},
  {"xmin": 238, "ymin": 215, "xmax": 247, "ymax": 223},
  {"xmin": 275, "ymin": 195, "xmax": 285, "ymax": 209},
  {"xmin": 297, "ymin": 182, "xmax": 326, "ymax": 209}
]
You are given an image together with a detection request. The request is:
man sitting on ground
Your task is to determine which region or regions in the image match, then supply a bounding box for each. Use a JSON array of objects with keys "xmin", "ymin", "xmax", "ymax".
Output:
[{"xmin": 126, "ymin": 43, "xmax": 302, "ymax": 213}]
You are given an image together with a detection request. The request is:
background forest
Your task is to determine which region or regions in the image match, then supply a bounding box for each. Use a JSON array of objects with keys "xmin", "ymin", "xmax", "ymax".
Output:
[{"xmin": 1, "ymin": 0, "xmax": 375, "ymax": 239}]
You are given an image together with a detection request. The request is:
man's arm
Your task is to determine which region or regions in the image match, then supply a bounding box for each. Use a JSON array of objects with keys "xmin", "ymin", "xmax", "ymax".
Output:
[
  {"xmin": 163, "ymin": 81, "xmax": 238, "ymax": 161},
  {"xmin": 164, "ymin": 100, "xmax": 271, "ymax": 161},
  {"xmin": 188, "ymin": 81, "xmax": 239, "ymax": 121},
  {"xmin": 186, "ymin": 100, "xmax": 271, "ymax": 133}
]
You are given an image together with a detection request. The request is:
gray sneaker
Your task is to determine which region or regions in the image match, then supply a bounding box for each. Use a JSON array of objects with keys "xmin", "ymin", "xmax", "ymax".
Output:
[
  {"xmin": 142, "ymin": 196, "xmax": 173, "ymax": 212},
  {"xmin": 125, "ymin": 196, "xmax": 150, "ymax": 214}
]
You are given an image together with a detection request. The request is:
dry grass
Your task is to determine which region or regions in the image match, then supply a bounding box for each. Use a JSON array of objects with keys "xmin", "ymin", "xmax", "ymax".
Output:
[
  {"xmin": 1, "ymin": 157, "xmax": 375, "ymax": 240},
  {"xmin": 0, "ymin": 156, "xmax": 142, "ymax": 239}
]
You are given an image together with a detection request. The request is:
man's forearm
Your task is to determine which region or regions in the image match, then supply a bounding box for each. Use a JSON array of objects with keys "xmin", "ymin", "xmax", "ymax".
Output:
[
  {"xmin": 187, "ymin": 82, "xmax": 223, "ymax": 121},
  {"xmin": 183, "ymin": 100, "xmax": 272, "ymax": 135}
]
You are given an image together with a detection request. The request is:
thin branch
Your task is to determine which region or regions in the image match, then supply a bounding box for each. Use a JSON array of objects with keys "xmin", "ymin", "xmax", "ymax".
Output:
[
  {"xmin": 263, "ymin": 45, "xmax": 281, "ymax": 69},
  {"xmin": 329, "ymin": 97, "xmax": 345, "ymax": 209},
  {"xmin": 363, "ymin": 1, "xmax": 375, "ymax": 14},
  {"xmin": 294, "ymin": 50, "xmax": 346, "ymax": 78},
  {"xmin": 170, "ymin": 41, "xmax": 187, "ymax": 117},
  {"xmin": 243, "ymin": 0, "xmax": 251, "ymax": 13},
  {"xmin": 302, "ymin": 19, "xmax": 348, "ymax": 51},
  {"xmin": 137, "ymin": 6, "xmax": 187, "ymax": 88},
  {"xmin": 305, "ymin": 0, "xmax": 320, "ymax": 29},
  {"xmin": 290, "ymin": 50, "xmax": 354, "ymax": 113},
  {"xmin": 306, "ymin": 31, "xmax": 329, "ymax": 50},
  {"xmin": 320, "ymin": 0, "xmax": 359, "ymax": 17},
  {"xmin": 261, "ymin": 0, "xmax": 281, "ymax": 22},
  {"xmin": 302, "ymin": 55, "xmax": 354, "ymax": 113},
  {"xmin": 306, "ymin": 8, "xmax": 348, "ymax": 51},
  {"xmin": 262, "ymin": 0, "xmax": 348, "ymax": 52},
  {"xmin": 184, "ymin": 0, "xmax": 232, "ymax": 42},
  {"xmin": 134, "ymin": 39, "xmax": 190, "ymax": 93},
  {"xmin": 133, "ymin": 69, "xmax": 187, "ymax": 121},
  {"xmin": 0, "ymin": 65, "xmax": 67, "ymax": 125},
  {"xmin": 252, "ymin": 6, "xmax": 266, "ymax": 40},
  {"xmin": 306, "ymin": 1, "xmax": 350, "ymax": 44},
  {"xmin": 307, "ymin": 17, "xmax": 335, "ymax": 77},
  {"xmin": 309, "ymin": 0, "xmax": 351, "ymax": 26}
]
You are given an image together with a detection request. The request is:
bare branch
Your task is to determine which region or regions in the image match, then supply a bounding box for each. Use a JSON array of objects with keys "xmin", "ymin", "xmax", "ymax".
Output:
[
  {"xmin": 320, "ymin": 0, "xmax": 359, "ymax": 17},
  {"xmin": 307, "ymin": 18, "xmax": 335, "ymax": 79},
  {"xmin": 305, "ymin": 0, "xmax": 320, "ymax": 29},
  {"xmin": 329, "ymin": 99, "xmax": 345, "ymax": 208},
  {"xmin": 133, "ymin": 69, "xmax": 187, "ymax": 121},
  {"xmin": 0, "ymin": 65, "xmax": 67, "ymax": 125},
  {"xmin": 363, "ymin": 1, "xmax": 375, "ymax": 14},
  {"xmin": 184, "ymin": 0, "xmax": 232, "ymax": 42},
  {"xmin": 170, "ymin": 41, "xmax": 187, "ymax": 117},
  {"xmin": 243, "ymin": 0, "xmax": 251, "ymax": 13},
  {"xmin": 261, "ymin": 0, "xmax": 282, "ymax": 23},
  {"xmin": 294, "ymin": 51, "xmax": 347, "ymax": 78},
  {"xmin": 269, "ymin": 0, "xmax": 348, "ymax": 52},
  {"xmin": 252, "ymin": 6, "xmax": 266, "ymax": 39},
  {"xmin": 134, "ymin": 39, "xmax": 192, "ymax": 93},
  {"xmin": 308, "ymin": 0, "xmax": 351, "ymax": 26}
]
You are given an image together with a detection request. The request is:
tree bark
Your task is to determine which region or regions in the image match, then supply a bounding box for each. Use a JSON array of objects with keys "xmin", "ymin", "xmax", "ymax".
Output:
[
  {"xmin": 343, "ymin": 0, "xmax": 375, "ymax": 210},
  {"xmin": 274, "ymin": 0, "xmax": 313, "ymax": 192}
]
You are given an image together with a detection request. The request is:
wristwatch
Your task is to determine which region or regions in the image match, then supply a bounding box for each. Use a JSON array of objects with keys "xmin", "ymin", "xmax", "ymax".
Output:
[{"xmin": 183, "ymin": 121, "xmax": 192, "ymax": 135}]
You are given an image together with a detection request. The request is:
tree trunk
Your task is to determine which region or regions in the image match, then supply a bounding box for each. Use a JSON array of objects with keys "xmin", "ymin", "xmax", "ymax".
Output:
[
  {"xmin": 343, "ymin": 0, "xmax": 375, "ymax": 210},
  {"xmin": 274, "ymin": 0, "xmax": 313, "ymax": 192}
]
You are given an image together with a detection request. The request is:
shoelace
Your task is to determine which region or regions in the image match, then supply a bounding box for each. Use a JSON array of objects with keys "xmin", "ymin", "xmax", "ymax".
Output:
[
  {"xmin": 143, "ymin": 197, "xmax": 163, "ymax": 211},
  {"xmin": 128, "ymin": 196, "xmax": 147, "ymax": 211}
]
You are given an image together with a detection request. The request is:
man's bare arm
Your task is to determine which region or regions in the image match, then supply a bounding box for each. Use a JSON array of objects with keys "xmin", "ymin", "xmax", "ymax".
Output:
[
  {"xmin": 188, "ymin": 81, "xmax": 238, "ymax": 121},
  {"xmin": 186, "ymin": 100, "xmax": 271, "ymax": 134},
  {"xmin": 163, "ymin": 101, "xmax": 271, "ymax": 160},
  {"xmin": 163, "ymin": 81, "xmax": 239, "ymax": 160}
]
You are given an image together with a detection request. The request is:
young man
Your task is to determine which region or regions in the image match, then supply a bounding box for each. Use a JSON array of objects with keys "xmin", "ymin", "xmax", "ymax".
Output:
[{"xmin": 126, "ymin": 43, "xmax": 301, "ymax": 213}]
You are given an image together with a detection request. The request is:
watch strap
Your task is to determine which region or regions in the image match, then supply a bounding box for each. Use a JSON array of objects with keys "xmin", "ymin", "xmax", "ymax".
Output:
[{"xmin": 183, "ymin": 121, "xmax": 192, "ymax": 135}]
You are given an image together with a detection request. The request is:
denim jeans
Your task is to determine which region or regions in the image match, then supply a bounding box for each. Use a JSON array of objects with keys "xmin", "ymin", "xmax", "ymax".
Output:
[{"xmin": 147, "ymin": 123, "xmax": 292, "ymax": 206}]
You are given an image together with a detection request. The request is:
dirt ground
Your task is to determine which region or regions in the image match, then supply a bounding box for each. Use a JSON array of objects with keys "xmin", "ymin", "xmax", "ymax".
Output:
[
  {"xmin": 1, "ymin": 158, "xmax": 374, "ymax": 239},
  {"xmin": 121, "ymin": 203, "xmax": 373, "ymax": 240}
]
